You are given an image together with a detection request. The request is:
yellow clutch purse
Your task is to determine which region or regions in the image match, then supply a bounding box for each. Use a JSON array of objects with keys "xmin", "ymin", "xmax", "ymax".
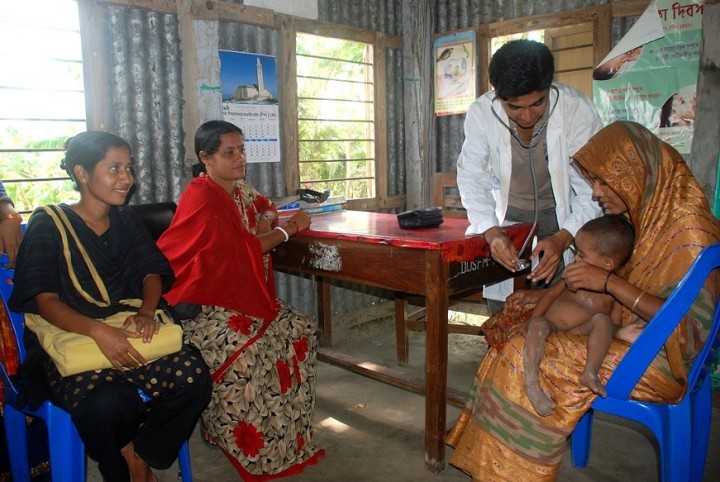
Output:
[{"xmin": 25, "ymin": 303, "xmax": 183, "ymax": 377}]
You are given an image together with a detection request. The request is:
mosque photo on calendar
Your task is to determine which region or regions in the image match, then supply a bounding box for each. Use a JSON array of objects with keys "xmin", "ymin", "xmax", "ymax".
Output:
[{"xmin": 219, "ymin": 49, "xmax": 279, "ymax": 104}]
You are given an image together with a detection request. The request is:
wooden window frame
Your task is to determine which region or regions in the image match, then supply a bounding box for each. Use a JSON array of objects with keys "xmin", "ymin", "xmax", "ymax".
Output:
[{"xmin": 279, "ymin": 17, "xmax": 403, "ymax": 211}]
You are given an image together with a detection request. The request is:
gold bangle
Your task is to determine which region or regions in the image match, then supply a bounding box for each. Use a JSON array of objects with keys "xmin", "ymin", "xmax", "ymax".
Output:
[
  {"xmin": 631, "ymin": 290, "xmax": 646, "ymax": 313},
  {"xmin": 0, "ymin": 213, "xmax": 22, "ymax": 223}
]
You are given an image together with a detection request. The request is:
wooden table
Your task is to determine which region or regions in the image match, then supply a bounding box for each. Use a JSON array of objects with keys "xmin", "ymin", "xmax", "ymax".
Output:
[{"xmin": 272, "ymin": 210, "xmax": 532, "ymax": 472}]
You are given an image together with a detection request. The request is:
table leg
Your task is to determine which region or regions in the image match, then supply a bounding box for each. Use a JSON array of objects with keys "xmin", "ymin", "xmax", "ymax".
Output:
[
  {"xmin": 316, "ymin": 276, "xmax": 332, "ymax": 347},
  {"xmin": 424, "ymin": 255, "xmax": 449, "ymax": 472},
  {"xmin": 395, "ymin": 293, "xmax": 409, "ymax": 365}
]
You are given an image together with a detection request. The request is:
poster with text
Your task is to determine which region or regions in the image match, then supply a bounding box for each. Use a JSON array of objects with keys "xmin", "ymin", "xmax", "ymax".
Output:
[
  {"xmin": 592, "ymin": 0, "xmax": 703, "ymax": 154},
  {"xmin": 434, "ymin": 30, "xmax": 476, "ymax": 116},
  {"xmin": 220, "ymin": 50, "xmax": 281, "ymax": 163}
]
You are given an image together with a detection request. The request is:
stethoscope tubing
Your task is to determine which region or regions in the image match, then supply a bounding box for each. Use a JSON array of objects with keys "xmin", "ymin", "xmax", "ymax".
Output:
[{"xmin": 489, "ymin": 85, "xmax": 560, "ymax": 263}]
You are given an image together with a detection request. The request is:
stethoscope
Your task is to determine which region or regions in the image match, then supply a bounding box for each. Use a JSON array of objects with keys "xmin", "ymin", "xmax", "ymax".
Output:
[{"xmin": 489, "ymin": 84, "xmax": 559, "ymax": 270}]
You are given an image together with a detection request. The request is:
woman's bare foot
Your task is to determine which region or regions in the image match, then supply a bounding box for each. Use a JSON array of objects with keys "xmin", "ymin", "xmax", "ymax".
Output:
[
  {"xmin": 120, "ymin": 442, "xmax": 158, "ymax": 482},
  {"xmin": 579, "ymin": 370, "xmax": 607, "ymax": 397},
  {"xmin": 202, "ymin": 425, "xmax": 219, "ymax": 449},
  {"xmin": 525, "ymin": 379, "xmax": 556, "ymax": 416}
]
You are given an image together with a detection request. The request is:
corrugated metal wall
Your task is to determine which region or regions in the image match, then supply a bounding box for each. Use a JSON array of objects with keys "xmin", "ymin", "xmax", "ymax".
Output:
[
  {"xmin": 104, "ymin": 5, "xmax": 186, "ymax": 203},
  {"xmin": 318, "ymin": 0, "xmax": 403, "ymax": 34}
]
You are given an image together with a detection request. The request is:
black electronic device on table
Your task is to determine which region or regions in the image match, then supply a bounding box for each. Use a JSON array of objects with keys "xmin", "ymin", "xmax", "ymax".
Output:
[
  {"xmin": 296, "ymin": 188, "xmax": 330, "ymax": 204},
  {"xmin": 397, "ymin": 207, "xmax": 444, "ymax": 229}
]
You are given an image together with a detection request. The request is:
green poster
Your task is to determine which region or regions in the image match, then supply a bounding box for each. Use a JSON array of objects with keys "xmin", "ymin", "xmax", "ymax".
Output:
[{"xmin": 593, "ymin": 0, "xmax": 703, "ymax": 154}]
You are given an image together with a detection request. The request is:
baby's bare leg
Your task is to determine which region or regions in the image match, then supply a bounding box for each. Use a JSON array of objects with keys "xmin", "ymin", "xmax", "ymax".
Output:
[
  {"xmin": 524, "ymin": 316, "xmax": 556, "ymax": 416},
  {"xmin": 572, "ymin": 313, "xmax": 613, "ymax": 397}
]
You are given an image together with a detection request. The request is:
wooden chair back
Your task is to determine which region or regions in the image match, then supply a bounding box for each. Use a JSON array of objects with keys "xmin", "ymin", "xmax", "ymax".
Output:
[{"xmin": 433, "ymin": 170, "xmax": 467, "ymax": 219}]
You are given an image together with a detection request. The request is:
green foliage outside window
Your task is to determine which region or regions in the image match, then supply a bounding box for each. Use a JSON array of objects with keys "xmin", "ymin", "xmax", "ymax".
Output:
[
  {"xmin": 0, "ymin": 124, "xmax": 82, "ymax": 214},
  {"xmin": 296, "ymin": 33, "xmax": 375, "ymax": 200},
  {"xmin": 0, "ymin": 0, "xmax": 85, "ymax": 213}
]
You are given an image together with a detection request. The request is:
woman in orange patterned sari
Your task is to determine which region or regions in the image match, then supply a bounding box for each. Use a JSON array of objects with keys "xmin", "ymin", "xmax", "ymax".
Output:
[{"xmin": 446, "ymin": 121, "xmax": 720, "ymax": 480}]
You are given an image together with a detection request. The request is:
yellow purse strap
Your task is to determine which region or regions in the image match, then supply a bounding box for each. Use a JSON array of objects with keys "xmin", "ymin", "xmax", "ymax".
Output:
[{"xmin": 37, "ymin": 205, "xmax": 111, "ymax": 307}]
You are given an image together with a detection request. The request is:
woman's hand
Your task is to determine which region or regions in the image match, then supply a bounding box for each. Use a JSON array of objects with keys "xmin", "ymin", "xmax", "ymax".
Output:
[
  {"xmin": 0, "ymin": 216, "xmax": 22, "ymax": 267},
  {"xmin": 484, "ymin": 227, "xmax": 520, "ymax": 272},
  {"xmin": 503, "ymin": 289, "xmax": 543, "ymax": 313},
  {"xmin": 123, "ymin": 311, "xmax": 160, "ymax": 342},
  {"xmin": 288, "ymin": 211, "xmax": 311, "ymax": 234},
  {"xmin": 256, "ymin": 211, "xmax": 276, "ymax": 235},
  {"xmin": 259, "ymin": 211, "xmax": 312, "ymax": 253},
  {"xmin": 562, "ymin": 262, "xmax": 608, "ymax": 293},
  {"xmin": 91, "ymin": 322, "xmax": 148, "ymax": 370},
  {"xmin": 528, "ymin": 231, "xmax": 571, "ymax": 284},
  {"xmin": 34, "ymin": 292, "xmax": 153, "ymax": 370}
]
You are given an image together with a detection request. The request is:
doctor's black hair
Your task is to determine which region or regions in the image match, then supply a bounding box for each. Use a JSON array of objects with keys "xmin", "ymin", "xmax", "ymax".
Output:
[{"xmin": 488, "ymin": 39, "xmax": 555, "ymax": 101}]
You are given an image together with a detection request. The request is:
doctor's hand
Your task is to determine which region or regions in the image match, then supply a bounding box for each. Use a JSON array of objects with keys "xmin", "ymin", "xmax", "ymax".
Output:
[
  {"xmin": 484, "ymin": 226, "xmax": 520, "ymax": 272},
  {"xmin": 528, "ymin": 229, "xmax": 572, "ymax": 285}
]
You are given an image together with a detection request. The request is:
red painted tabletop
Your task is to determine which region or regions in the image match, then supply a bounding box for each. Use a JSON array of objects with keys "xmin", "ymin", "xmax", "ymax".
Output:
[{"xmin": 298, "ymin": 210, "xmax": 533, "ymax": 263}]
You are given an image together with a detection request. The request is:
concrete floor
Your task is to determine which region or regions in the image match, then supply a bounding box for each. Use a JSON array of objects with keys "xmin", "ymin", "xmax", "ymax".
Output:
[{"xmin": 87, "ymin": 303, "xmax": 720, "ymax": 482}]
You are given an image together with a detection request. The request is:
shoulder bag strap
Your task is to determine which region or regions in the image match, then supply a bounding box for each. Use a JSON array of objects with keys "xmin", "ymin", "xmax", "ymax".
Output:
[{"xmin": 37, "ymin": 205, "xmax": 111, "ymax": 307}]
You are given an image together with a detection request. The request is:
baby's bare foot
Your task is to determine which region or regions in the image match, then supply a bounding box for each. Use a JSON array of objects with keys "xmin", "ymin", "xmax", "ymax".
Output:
[
  {"xmin": 525, "ymin": 380, "xmax": 556, "ymax": 416},
  {"xmin": 580, "ymin": 370, "xmax": 607, "ymax": 397}
]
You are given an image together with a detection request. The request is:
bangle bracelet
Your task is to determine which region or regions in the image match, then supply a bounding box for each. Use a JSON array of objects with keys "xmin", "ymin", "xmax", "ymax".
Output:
[
  {"xmin": 604, "ymin": 272, "xmax": 612, "ymax": 293},
  {"xmin": 274, "ymin": 226, "xmax": 289, "ymax": 242},
  {"xmin": 0, "ymin": 213, "xmax": 22, "ymax": 223},
  {"xmin": 631, "ymin": 290, "xmax": 646, "ymax": 313}
]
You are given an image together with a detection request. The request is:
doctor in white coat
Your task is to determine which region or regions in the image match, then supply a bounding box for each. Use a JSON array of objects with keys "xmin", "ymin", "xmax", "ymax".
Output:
[{"xmin": 456, "ymin": 39, "xmax": 602, "ymax": 306}]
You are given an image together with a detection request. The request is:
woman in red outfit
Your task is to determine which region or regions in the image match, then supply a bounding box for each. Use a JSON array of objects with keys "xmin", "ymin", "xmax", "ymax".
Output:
[{"xmin": 158, "ymin": 120, "xmax": 323, "ymax": 480}]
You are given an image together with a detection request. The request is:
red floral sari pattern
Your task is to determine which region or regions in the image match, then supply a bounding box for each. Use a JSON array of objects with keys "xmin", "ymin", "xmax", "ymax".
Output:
[
  {"xmin": 295, "ymin": 433, "xmax": 305, "ymax": 454},
  {"xmin": 276, "ymin": 359, "xmax": 292, "ymax": 394},
  {"xmin": 234, "ymin": 421, "xmax": 265, "ymax": 458},
  {"xmin": 0, "ymin": 302, "xmax": 19, "ymax": 405},
  {"xmin": 184, "ymin": 300, "xmax": 323, "ymax": 477},
  {"xmin": 293, "ymin": 337, "xmax": 309, "ymax": 362},
  {"xmin": 228, "ymin": 313, "xmax": 253, "ymax": 335}
]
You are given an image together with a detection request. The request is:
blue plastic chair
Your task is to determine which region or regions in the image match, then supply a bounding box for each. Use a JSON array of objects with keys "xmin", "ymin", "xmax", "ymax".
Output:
[
  {"xmin": 0, "ymin": 253, "xmax": 193, "ymax": 482},
  {"xmin": 570, "ymin": 242, "xmax": 720, "ymax": 482}
]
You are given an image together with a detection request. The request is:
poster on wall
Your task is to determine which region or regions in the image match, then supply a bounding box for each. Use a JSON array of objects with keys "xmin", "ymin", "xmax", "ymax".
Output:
[
  {"xmin": 434, "ymin": 30, "xmax": 476, "ymax": 116},
  {"xmin": 592, "ymin": 0, "xmax": 703, "ymax": 154},
  {"xmin": 219, "ymin": 50, "xmax": 281, "ymax": 163}
]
